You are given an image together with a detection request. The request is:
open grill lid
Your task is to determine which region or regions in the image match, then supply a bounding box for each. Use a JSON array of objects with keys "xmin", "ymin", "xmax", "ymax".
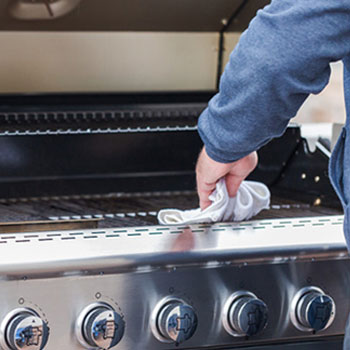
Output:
[{"xmin": 0, "ymin": 0, "xmax": 270, "ymax": 32}]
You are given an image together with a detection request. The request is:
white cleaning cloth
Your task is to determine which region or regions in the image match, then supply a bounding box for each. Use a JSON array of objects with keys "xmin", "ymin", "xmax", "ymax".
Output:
[{"xmin": 157, "ymin": 179, "xmax": 270, "ymax": 225}]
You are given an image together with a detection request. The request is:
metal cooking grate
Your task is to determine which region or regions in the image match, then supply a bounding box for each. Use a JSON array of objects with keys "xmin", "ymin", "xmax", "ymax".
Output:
[
  {"xmin": 0, "ymin": 105, "xmax": 205, "ymax": 135},
  {"xmin": 0, "ymin": 192, "xmax": 343, "ymax": 230}
]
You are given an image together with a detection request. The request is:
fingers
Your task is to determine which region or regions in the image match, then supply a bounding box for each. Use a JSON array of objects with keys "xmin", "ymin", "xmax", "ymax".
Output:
[
  {"xmin": 238, "ymin": 151, "xmax": 258, "ymax": 176},
  {"xmin": 195, "ymin": 147, "xmax": 259, "ymax": 208},
  {"xmin": 225, "ymin": 152, "xmax": 258, "ymax": 197},
  {"xmin": 225, "ymin": 173, "xmax": 244, "ymax": 197},
  {"xmin": 196, "ymin": 147, "xmax": 222, "ymax": 210},
  {"xmin": 197, "ymin": 180, "xmax": 216, "ymax": 210}
]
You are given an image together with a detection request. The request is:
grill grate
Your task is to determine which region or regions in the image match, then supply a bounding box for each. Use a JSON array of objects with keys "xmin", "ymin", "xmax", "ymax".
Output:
[
  {"xmin": 0, "ymin": 105, "xmax": 205, "ymax": 135},
  {"xmin": 0, "ymin": 193, "xmax": 343, "ymax": 229}
]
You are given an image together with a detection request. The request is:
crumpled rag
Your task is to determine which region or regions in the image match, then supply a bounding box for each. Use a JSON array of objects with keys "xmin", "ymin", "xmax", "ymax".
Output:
[{"xmin": 158, "ymin": 179, "xmax": 270, "ymax": 225}]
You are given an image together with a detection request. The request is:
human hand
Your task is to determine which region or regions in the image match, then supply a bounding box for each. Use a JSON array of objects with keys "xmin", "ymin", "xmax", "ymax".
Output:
[{"xmin": 196, "ymin": 147, "xmax": 258, "ymax": 210}]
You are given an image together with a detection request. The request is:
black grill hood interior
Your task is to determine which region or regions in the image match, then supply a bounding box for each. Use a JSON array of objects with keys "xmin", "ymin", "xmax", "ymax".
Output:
[{"xmin": 0, "ymin": 0, "xmax": 269, "ymax": 32}]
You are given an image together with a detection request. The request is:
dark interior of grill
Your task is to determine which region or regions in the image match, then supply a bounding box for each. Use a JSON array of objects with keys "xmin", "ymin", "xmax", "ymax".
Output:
[{"xmin": 0, "ymin": 92, "xmax": 343, "ymax": 230}]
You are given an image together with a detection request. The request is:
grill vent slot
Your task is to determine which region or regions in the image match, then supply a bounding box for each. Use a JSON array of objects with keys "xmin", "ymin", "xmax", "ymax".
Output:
[{"xmin": 0, "ymin": 216, "xmax": 343, "ymax": 245}]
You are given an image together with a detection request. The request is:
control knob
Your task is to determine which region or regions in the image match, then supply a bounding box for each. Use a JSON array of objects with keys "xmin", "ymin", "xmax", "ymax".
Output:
[
  {"xmin": 0, "ymin": 308, "xmax": 49, "ymax": 350},
  {"xmin": 223, "ymin": 291, "xmax": 268, "ymax": 337},
  {"xmin": 76, "ymin": 303, "xmax": 125, "ymax": 350},
  {"xmin": 292, "ymin": 287, "xmax": 335, "ymax": 332},
  {"xmin": 151, "ymin": 298, "xmax": 198, "ymax": 344}
]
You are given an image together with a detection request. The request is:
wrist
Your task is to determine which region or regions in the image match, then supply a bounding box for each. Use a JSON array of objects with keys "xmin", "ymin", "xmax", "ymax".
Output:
[
  {"xmin": 198, "ymin": 128, "xmax": 249, "ymax": 163},
  {"xmin": 204, "ymin": 144, "xmax": 245, "ymax": 164}
]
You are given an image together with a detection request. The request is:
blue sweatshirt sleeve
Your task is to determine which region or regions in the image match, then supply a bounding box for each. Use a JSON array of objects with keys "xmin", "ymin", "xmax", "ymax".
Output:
[{"xmin": 198, "ymin": 0, "xmax": 350, "ymax": 163}]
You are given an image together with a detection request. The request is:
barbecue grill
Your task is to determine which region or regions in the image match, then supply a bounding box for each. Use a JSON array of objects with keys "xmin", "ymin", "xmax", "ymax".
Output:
[{"xmin": 0, "ymin": 1, "xmax": 348, "ymax": 350}]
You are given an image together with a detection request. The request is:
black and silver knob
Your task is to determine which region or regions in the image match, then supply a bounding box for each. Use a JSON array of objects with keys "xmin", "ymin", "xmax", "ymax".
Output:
[
  {"xmin": 0, "ymin": 308, "xmax": 49, "ymax": 350},
  {"xmin": 291, "ymin": 287, "xmax": 335, "ymax": 332},
  {"xmin": 151, "ymin": 297, "xmax": 198, "ymax": 344},
  {"xmin": 223, "ymin": 291, "xmax": 268, "ymax": 337},
  {"xmin": 76, "ymin": 303, "xmax": 125, "ymax": 350}
]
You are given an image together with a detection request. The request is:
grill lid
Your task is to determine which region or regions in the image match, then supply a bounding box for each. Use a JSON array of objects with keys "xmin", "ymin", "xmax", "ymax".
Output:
[{"xmin": 0, "ymin": 0, "xmax": 270, "ymax": 32}]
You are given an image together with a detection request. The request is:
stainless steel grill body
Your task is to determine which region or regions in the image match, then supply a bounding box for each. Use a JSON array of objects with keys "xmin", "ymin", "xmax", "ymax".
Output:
[
  {"xmin": 0, "ymin": 90, "xmax": 343, "ymax": 350},
  {"xmin": 0, "ymin": 215, "xmax": 348, "ymax": 349},
  {"xmin": 0, "ymin": 1, "xmax": 345, "ymax": 348}
]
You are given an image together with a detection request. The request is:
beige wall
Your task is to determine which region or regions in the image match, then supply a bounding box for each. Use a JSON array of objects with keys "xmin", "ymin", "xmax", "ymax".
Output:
[
  {"xmin": 223, "ymin": 33, "xmax": 241, "ymax": 65},
  {"xmin": 0, "ymin": 32, "xmax": 219, "ymax": 93},
  {"xmin": 294, "ymin": 62, "xmax": 346, "ymax": 124}
]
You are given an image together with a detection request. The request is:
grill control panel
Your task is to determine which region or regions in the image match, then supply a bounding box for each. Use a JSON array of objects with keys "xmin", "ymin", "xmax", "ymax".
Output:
[{"xmin": 0, "ymin": 265, "xmax": 347, "ymax": 350}]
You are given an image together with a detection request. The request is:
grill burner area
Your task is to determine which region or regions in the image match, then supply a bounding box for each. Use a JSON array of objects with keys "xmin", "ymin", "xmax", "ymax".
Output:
[{"xmin": 0, "ymin": 194, "xmax": 342, "ymax": 229}]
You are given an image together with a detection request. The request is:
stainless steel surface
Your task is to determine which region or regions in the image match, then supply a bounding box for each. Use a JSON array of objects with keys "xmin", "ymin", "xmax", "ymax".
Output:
[
  {"xmin": 223, "ymin": 291, "xmax": 268, "ymax": 337},
  {"xmin": 0, "ymin": 1, "xmax": 269, "ymax": 32},
  {"xmin": 0, "ymin": 215, "xmax": 347, "ymax": 349},
  {"xmin": 0, "ymin": 308, "xmax": 49, "ymax": 350},
  {"xmin": 75, "ymin": 302, "xmax": 124, "ymax": 350},
  {"xmin": 0, "ymin": 250, "xmax": 348, "ymax": 349},
  {"xmin": 0, "ymin": 33, "xmax": 219, "ymax": 93},
  {"xmin": 0, "ymin": 215, "xmax": 346, "ymax": 276},
  {"xmin": 0, "ymin": 1, "xmax": 342, "ymax": 348},
  {"xmin": 10, "ymin": 0, "xmax": 81, "ymax": 20},
  {"xmin": 226, "ymin": 339, "xmax": 344, "ymax": 350}
]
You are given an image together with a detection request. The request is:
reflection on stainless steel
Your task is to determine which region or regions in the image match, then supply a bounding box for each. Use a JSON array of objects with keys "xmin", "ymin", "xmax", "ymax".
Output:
[
  {"xmin": 170, "ymin": 228, "xmax": 195, "ymax": 252},
  {"xmin": 10, "ymin": 0, "xmax": 82, "ymax": 20}
]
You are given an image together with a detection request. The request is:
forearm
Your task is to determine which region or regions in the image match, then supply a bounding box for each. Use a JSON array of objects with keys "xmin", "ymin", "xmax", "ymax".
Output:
[{"xmin": 198, "ymin": 0, "xmax": 350, "ymax": 163}]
